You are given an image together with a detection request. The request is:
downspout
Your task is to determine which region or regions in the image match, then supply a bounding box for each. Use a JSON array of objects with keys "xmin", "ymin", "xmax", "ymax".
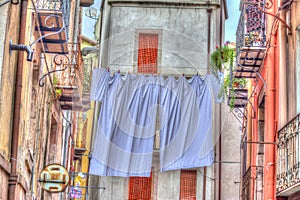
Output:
[
  {"xmin": 218, "ymin": 1, "xmax": 223, "ymax": 200},
  {"xmin": 10, "ymin": 40, "xmax": 33, "ymax": 61},
  {"xmin": 203, "ymin": 2, "xmax": 212, "ymax": 199},
  {"xmin": 91, "ymin": 0, "xmax": 105, "ymax": 153},
  {"xmin": 278, "ymin": 5, "xmax": 287, "ymax": 129},
  {"xmin": 89, "ymin": 1, "xmax": 105, "ymax": 198},
  {"xmin": 8, "ymin": 0, "xmax": 29, "ymax": 199},
  {"xmin": 88, "ymin": 2, "xmax": 105, "ymax": 198},
  {"xmin": 263, "ymin": 1, "xmax": 277, "ymax": 199}
]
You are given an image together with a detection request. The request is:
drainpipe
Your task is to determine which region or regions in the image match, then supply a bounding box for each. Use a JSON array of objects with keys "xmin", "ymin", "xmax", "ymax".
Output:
[
  {"xmin": 251, "ymin": 90, "xmax": 258, "ymax": 200},
  {"xmin": 203, "ymin": 3, "xmax": 212, "ymax": 200},
  {"xmin": 10, "ymin": 40, "xmax": 33, "ymax": 61},
  {"xmin": 278, "ymin": 6, "xmax": 287, "ymax": 129},
  {"xmin": 218, "ymin": 1, "xmax": 224, "ymax": 200},
  {"xmin": 264, "ymin": 1, "xmax": 277, "ymax": 199},
  {"xmin": 8, "ymin": 0, "xmax": 29, "ymax": 199}
]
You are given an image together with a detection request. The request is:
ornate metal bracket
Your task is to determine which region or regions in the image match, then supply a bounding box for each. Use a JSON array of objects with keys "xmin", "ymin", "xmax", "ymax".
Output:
[
  {"xmin": 39, "ymin": 54, "xmax": 70, "ymax": 87},
  {"xmin": 258, "ymin": 0, "xmax": 292, "ymax": 31},
  {"xmin": 30, "ymin": 14, "xmax": 66, "ymax": 47}
]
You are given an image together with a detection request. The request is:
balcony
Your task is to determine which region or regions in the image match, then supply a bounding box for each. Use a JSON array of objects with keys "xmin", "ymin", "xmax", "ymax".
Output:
[
  {"xmin": 228, "ymin": 87, "xmax": 248, "ymax": 108},
  {"xmin": 74, "ymin": 118, "xmax": 88, "ymax": 159},
  {"xmin": 276, "ymin": 113, "xmax": 300, "ymax": 196},
  {"xmin": 242, "ymin": 166, "xmax": 252, "ymax": 199},
  {"xmin": 34, "ymin": 0, "xmax": 70, "ymax": 54},
  {"xmin": 53, "ymin": 44, "xmax": 90, "ymax": 111},
  {"xmin": 234, "ymin": 0, "xmax": 266, "ymax": 78}
]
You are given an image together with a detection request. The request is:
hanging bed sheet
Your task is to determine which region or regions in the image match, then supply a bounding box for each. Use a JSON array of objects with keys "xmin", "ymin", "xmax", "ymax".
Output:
[{"xmin": 89, "ymin": 68, "xmax": 222, "ymax": 177}]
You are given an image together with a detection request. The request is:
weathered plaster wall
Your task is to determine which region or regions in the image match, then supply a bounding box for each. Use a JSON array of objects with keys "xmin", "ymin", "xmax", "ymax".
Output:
[
  {"xmin": 297, "ymin": 30, "xmax": 300, "ymax": 114},
  {"xmin": 0, "ymin": 3, "xmax": 21, "ymax": 197},
  {"xmin": 220, "ymin": 106, "xmax": 241, "ymax": 199},
  {"xmin": 0, "ymin": 3, "xmax": 9, "ymax": 89},
  {"xmin": 106, "ymin": 6, "xmax": 219, "ymax": 76}
]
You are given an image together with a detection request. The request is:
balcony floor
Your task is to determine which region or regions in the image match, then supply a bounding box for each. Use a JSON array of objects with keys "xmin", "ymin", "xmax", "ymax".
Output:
[{"xmin": 234, "ymin": 47, "xmax": 266, "ymax": 78}]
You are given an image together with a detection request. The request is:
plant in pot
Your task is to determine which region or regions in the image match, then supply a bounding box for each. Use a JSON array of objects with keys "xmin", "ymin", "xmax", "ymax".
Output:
[
  {"xmin": 210, "ymin": 41, "xmax": 235, "ymax": 78},
  {"xmin": 221, "ymin": 73, "xmax": 247, "ymax": 110},
  {"xmin": 229, "ymin": 78, "xmax": 247, "ymax": 110}
]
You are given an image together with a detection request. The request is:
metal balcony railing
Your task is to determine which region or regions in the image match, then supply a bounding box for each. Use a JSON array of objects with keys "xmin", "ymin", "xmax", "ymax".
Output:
[
  {"xmin": 74, "ymin": 117, "xmax": 88, "ymax": 159},
  {"xmin": 82, "ymin": 57, "xmax": 93, "ymax": 94},
  {"xmin": 34, "ymin": 0, "xmax": 70, "ymax": 53},
  {"xmin": 75, "ymin": 118, "xmax": 87, "ymax": 149},
  {"xmin": 242, "ymin": 166, "xmax": 252, "ymax": 200},
  {"xmin": 35, "ymin": 0, "xmax": 70, "ymax": 32},
  {"xmin": 236, "ymin": 0, "xmax": 266, "ymax": 54},
  {"xmin": 54, "ymin": 43, "xmax": 83, "ymax": 89},
  {"xmin": 235, "ymin": 0, "xmax": 267, "ymax": 78},
  {"xmin": 52, "ymin": 43, "xmax": 89, "ymax": 112},
  {"xmin": 276, "ymin": 113, "xmax": 300, "ymax": 195}
]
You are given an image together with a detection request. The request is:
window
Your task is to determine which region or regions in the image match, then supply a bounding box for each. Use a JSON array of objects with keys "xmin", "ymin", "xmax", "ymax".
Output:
[
  {"xmin": 180, "ymin": 170, "xmax": 197, "ymax": 200},
  {"xmin": 128, "ymin": 174, "xmax": 152, "ymax": 200},
  {"xmin": 138, "ymin": 34, "xmax": 158, "ymax": 74}
]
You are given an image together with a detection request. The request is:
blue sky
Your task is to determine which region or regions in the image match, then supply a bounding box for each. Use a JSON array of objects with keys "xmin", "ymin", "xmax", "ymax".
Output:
[{"xmin": 225, "ymin": 0, "xmax": 241, "ymax": 43}]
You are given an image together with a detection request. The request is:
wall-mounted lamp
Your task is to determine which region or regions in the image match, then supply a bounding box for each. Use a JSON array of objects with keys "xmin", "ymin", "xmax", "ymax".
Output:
[{"xmin": 9, "ymin": 39, "xmax": 33, "ymax": 61}]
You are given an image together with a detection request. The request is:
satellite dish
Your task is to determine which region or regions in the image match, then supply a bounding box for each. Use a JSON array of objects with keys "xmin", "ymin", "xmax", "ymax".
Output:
[{"xmin": 85, "ymin": 7, "xmax": 98, "ymax": 19}]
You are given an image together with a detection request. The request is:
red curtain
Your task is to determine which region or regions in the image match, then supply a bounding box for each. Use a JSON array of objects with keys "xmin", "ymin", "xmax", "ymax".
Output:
[
  {"xmin": 138, "ymin": 34, "xmax": 158, "ymax": 74},
  {"xmin": 128, "ymin": 173, "xmax": 152, "ymax": 200},
  {"xmin": 180, "ymin": 170, "xmax": 197, "ymax": 200}
]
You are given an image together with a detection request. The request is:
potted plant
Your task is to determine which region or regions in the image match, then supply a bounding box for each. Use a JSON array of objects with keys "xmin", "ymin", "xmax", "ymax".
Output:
[
  {"xmin": 220, "ymin": 73, "xmax": 247, "ymax": 110},
  {"xmin": 210, "ymin": 41, "xmax": 235, "ymax": 78}
]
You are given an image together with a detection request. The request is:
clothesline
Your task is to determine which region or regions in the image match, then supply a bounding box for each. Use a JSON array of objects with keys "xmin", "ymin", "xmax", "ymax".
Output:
[
  {"xmin": 89, "ymin": 68, "xmax": 223, "ymax": 177},
  {"xmin": 99, "ymin": 67, "xmax": 210, "ymax": 79}
]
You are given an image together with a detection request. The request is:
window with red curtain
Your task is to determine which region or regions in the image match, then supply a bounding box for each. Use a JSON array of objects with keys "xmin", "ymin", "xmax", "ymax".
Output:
[
  {"xmin": 138, "ymin": 33, "xmax": 158, "ymax": 74},
  {"xmin": 128, "ymin": 174, "xmax": 152, "ymax": 200},
  {"xmin": 180, "ymin": 170, "xmax": 197, "ymax": 200}
]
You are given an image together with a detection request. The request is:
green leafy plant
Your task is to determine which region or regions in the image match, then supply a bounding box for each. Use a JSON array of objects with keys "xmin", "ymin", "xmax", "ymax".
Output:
[
  {"xmin": 220, "ymin": 73, "xmax": 247, "ymax": 110},
  {"xmin": 55, "ymin": 88, "xmax": 62, "ymax": 99},
  {"xmin": 53, "ymin": 76, "xmax": 59, "ymax": 85},
  {"xmin": 210, "ymin": 41, "xmax": 235, "ymax": 77}
]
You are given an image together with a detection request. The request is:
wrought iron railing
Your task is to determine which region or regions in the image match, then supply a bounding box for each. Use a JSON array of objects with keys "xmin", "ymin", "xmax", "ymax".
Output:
[
  {"xmin": 75, "ymin": 118, "xmax": 87, "ymax": 148},
  {"xmin": 82, "ymin": 57, "xmax": 93, "ymax": 94},
  {"xmin": 242, "ymin": 166, "xmax": 252, "ymax": 200},
  {"xmin": 276, "ymin": 113, "xmax": 300, "ymax": 193},
  {"xmin": 236, "ymin": 0, "xmax": 266, "ymax": 56},
  {"xmin": 53, "ymin": 43, "xmax": 83, "ymax": 89},
  {"xmin": 35, "ymin": 0, "xmax": 70, "ymax": 38}
]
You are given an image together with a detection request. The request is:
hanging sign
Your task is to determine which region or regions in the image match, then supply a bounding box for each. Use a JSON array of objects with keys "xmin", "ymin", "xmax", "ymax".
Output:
[{"xmin": 39, "ymin": 164, "xmax": 70, "ymax": 193}]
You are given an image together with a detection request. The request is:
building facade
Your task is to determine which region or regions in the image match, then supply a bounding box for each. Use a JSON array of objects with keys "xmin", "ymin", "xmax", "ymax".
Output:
[
  {"xmin": 235, "ymin": 0, "xmax": 300, "ymax": 199},
  {"xmin": 88, "ymin": 0, "xmax": 241, "ymax": 199},
  {"xmin": 0, "ymin": 0, "xmax": 95, "ymax": 199}
]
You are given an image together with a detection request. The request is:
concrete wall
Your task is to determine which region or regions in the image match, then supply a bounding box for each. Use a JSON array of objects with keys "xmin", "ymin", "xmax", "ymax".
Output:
[
  {"xmin": 103, "ymin": 5, "xmax": 221, "ymax": 76},
  {"xmin": 93, "ymin": 0, "xmax": 228, "ymax": 199},
  {"xmin": 220, "ymin": 106, "xmax": 241, "ymax": 199}
]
